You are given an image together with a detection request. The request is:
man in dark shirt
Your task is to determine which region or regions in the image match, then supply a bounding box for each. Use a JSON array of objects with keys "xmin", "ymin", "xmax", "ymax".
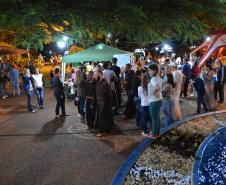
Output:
[
  {"xmin": 123, "ymin": 63, "xmax": 136, "ymax": 119},
  {"xmin": 214, "ymin": 59, "xmax": 226, "ymax": 103},
  {"xmin": 85, "ymin": 71, "xmax": 96, "ymax": 129},
  {"xmin": 191, "ymin": 75, "xmax": 208, "ymax": 114},
  {"xmin": 132, "ymin": 71, "xmax": 142, "ymax": 126},
  {"xmin": 110, "ymin": 58, "xmax": 121, "ymax": 109},
  {"xmin": 182, "ymin": 58, "xmax": 191, "ymax": 97},
  {"xmin": 53, "ymin": 67, "xmax": 66, "ymax": 117}
]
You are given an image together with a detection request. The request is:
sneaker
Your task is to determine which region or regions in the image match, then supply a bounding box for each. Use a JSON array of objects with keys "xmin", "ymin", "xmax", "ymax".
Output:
[
  {"xmin": 31, "ymin": 110, "xmax": 36, "ymax": 113},
  {"xmin": 142, "ymin": 132, "xmax": 148, "ymax": 137},
  {"xmin": 5, "ymin": 95, "xmax": 8, "ymax": 98},
  {"xmin": 146, "ymin": 133, "xmax": 159, "ymax": 139},
  {"xmin": 2, "ymin": 96, "xmax": 6, "ymax": 99},
  {"xmin": 55, "ymin": 115, "xmax": 60, "ymax": 118}
]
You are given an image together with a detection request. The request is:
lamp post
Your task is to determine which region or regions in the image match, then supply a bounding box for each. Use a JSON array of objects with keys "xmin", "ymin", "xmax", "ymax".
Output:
[{"xmin": 56, "ymin": 35, "xmax": 70, "ymax": 84}]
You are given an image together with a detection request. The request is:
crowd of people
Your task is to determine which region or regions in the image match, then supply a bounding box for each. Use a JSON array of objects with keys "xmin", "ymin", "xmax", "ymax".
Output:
[
  {"xmin": 51, "ymin": 55, "xmax": 225, "ymax": 138},
  {"xmin": 0, "ymin": 60, "xmax": 44, "ymax": 113},
  {"xmin": 1, "ymin": 55, "xmax": 226, "ymax": 138}
]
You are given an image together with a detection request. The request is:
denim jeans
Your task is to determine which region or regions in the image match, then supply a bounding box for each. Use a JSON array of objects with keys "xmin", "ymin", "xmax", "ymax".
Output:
[
  {"xmin": 162, "ymin": 100, "xmax": 174, "ymax": 127},
  {"xmin": 134, "ymin": 96, "xmax": 142, "ymax": 127},
  {"xmin": 149, "ymin": 100, "xmax": 162, "ymax": 136},
  {"xmin": 26, "ymin": 91, "xmax": 33, "ymax": 111},
  {"xmin": 0, "ymin": 83, "xmax": 6, "ymax": 96},
  {"xmin": 12, "ymin": 81, "xmax": 20, "ymax": 96},
  {"xmin": 78, "ymin": 96, "xmax": 85, "ymax": 119},
  {"xmin": 197, "ymin": 96, "xmax": 208, "ymax": 113},
  {"xmin": 35, "ymin": 87, "xmax": 44, "ymax": 108},
  {"xmin": 140, "ymin": 106, "xmax": 151, "ymax": 133}
]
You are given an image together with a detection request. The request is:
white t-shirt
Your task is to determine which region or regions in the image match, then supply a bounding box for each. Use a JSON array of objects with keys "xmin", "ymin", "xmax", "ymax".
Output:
[
  {"xmin": 148, "ymin": 76, "xmax": 162, "ymax": 102},
  {"xmin": 138, "ymin": 86, "xmax": 149, "ymax": 106},
  {"xmin": 32, "ymin": 74, "xmax": 43, "ymax": 88}
]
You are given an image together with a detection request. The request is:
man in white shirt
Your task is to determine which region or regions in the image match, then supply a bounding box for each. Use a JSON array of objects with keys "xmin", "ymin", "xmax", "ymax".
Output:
[{"xmin": 32, "ymin": 68, "xmax": 44, "ymax": 109}]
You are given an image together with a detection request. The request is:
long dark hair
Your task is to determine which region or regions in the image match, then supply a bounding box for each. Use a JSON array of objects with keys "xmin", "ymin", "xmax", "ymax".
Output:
[
  {"xmin": 149, "ymin": 64, "xmax": 159, "ymax": 76},
  {"xmin": 166, "ymin": 74, "xmax": 175, "ymax": 88},
  {"xmin": 142, "ymin": 75, "xmax": 149, "ymax": 95}
]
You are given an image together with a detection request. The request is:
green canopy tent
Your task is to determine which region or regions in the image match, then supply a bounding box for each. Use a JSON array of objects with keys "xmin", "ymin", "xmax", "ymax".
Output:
[
  {"xmin": 62, "ymin": 43, "xmax": 131, "ymax": 64},
  {"xmin": 61, "ymin": 43, "xmax": 132, "ymax": 81}
]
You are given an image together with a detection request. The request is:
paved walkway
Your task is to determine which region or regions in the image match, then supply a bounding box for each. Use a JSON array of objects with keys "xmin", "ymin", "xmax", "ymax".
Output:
[{"xmin": 0, "ymin": 88, "xmax": 225, "ymax": 185}]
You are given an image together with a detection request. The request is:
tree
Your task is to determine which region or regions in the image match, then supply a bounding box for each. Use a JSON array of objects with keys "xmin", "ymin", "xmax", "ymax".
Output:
[{"xmin": 0, "ymin": 0, "xmax": 225, "ymax": 50}]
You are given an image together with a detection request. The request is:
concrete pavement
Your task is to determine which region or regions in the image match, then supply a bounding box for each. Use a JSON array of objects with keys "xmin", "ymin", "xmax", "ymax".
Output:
[{"xmin": 0, "ymin": 88, "xmax": 224, "ymax": 185}]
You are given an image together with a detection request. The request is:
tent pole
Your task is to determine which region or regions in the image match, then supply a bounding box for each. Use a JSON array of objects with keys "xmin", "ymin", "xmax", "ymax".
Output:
[{"xmin": 61, "ymin": 62, "xmax": 66, "ymax": 86}]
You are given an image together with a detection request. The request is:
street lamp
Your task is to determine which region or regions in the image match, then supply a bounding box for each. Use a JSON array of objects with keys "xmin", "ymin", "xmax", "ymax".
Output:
[
  {"xmin": 63, "ymin": 35, "xmax": 69, "ymax": 41},
  {"xmin": 163, "ymin": 44, "xmax": 172, "ymax": 51},
  {"xmin": 206, "ymin": 36, "xmax": 211, "ymax": 42},
  {"xmin": 57, "ymin": 41, "xmax": 66, "ymax": 49}
]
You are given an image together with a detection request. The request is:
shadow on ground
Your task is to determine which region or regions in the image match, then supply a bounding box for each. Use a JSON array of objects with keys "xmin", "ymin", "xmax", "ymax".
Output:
[{"xmin": 32, "ymin": 117, "xmax": 66, "ymax": 143}]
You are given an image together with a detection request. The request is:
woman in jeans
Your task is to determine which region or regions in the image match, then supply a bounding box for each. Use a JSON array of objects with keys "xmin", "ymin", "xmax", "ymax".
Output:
[
  {"xmin": 162, "ymin": 74, "xmax": 175, "ymax": 127},
  {"xmin": 148, "ymin": 64, "xmax": 162, "ymax": 138},
  {"xmin": 22, "ymin": 69, "xmax": 35, "ymax": 113},
  {"xmin": 138, "ymin": 75, "xmax": 151, "ymax": 136}
]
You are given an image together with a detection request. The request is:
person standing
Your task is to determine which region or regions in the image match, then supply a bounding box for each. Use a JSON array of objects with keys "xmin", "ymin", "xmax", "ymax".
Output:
[
  {"xmin": 74, "ymin": 69, "xmax": 86, "ymax": 121},
  {"xmin": 102, "ymin": 62, "xmax": 118, "ymax": 114},
  {"xmin": 182, "ymin": 58, "xmax": 191, "ymax": 97},
  {"xmin": 9, "ymin": 64, "xmax": 20, "ymax": 96},
  {"xmin": 53, "ymin": 67, "xmax": 66, "ymax": 117},
  {"xmin": 148, "ymin": 64, "xmax": 162, "ymax": 138},
  {"xmin": 85, "ymin": 71, "xmax": 96, "ymax": 129},
  {"xmin": 94, "ymin": 69, "xmax": 114, "ymax": 137},
  {"xmin": 32, "ymin": 68, "xmax": 45, "ymax": 109},
  {"xmin": 132, "ymin": 71, "xmax": 142, "ymax": 126},
  {"xmin": 190, "ymin": 59, "xmax": 201, "ymax": 96},
  {"xmin": 162, "ymin": 74, "xmax": 175, "ymax": 127},
  {"xmin": 170, "ymin": 61, "xmax": 183, "ymax": 120},
  {"xmin": 191, "ymin": 74, "xmax": 208, "ymax": 114},
  {"xmin": 29, "ymin": 62, "xmax": 36, "ymax": 75},
  {"xmin": 214, "ymin": 59, "xmax": 226, "ymax": 104},
  {"xmin": 202, "ymin": 62, "xmax": 216, "ymax": 110},
  {"xmin": 138, "ymin": 75, "xmax": 151, "ymax": 136},
  {"xmin": 50, "ymin": 69, "xmax": 54, "ymax": 88},
  {"xmin": 110, "ymin": 58, "xmax": 122, "ymax": 109},
  {"xmin": 0, "ymin": 69, "xmax": 9, "ymax": 98},
  {"xmin": 22, "ymin": 69, "xmax": 35, "ymax": 113},
  {"xmin": 123, "ymin": 63, "xmax": 136, "ymax": 119}
]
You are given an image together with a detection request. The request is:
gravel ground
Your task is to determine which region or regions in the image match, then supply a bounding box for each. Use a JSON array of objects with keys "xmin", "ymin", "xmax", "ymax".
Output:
[{"xmin": 124, "ymin": 113, "xmax": 226, "ymax": 185}]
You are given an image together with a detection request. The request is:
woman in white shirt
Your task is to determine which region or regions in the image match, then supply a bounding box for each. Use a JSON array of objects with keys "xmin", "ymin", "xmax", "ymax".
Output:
[
  {"xmin": 138, "ymin": 75, "xmax": 151, "ymax": 136},
  {"xmin": 148, "ymin": 64, "xmax": 162, "ymax": 138}
]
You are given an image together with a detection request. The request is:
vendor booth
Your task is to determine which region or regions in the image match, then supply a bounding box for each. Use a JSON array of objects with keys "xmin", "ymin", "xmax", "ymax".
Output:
[{"xmin": 191, "ymin": 27, "xmax": 226, "ymax": 67}]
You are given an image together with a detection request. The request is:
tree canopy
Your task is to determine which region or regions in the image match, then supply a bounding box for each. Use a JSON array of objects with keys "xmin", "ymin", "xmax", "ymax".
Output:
[{"xmin": 0, "ymin": 0, "xmax": 225, "ymax": 51}]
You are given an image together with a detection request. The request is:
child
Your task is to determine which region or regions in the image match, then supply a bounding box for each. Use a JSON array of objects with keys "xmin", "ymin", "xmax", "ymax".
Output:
[
  {"xmin": 162, "ymin": 74, "xmax": 175, "ymax": 127},
  {"xmin": 191, "ymin": 74, "xmax": 208, "ymax": 114},
  {"xmin": 138, "ymin": 75, "xmax": 151, "ymax": 136}
]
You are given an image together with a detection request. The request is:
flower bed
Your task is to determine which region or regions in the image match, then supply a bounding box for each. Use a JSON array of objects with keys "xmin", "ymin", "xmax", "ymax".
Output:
[
  {"xmin": 196, "ymin": 126, "xmax": 226, "ymax": 185},
  {"xmin": 124, "ymin": 113, "xmax": 226, "ymax": 185}
]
